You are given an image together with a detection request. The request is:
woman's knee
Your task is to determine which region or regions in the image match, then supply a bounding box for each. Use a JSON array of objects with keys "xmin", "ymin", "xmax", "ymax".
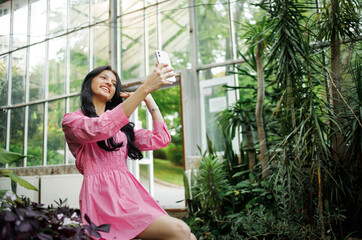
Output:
[
  {"xmin": 172, "ymin": 219, "xmax": 191, "ymax": 238},
  {"xmin": 137, "ymin": 216, "xmax": 192, "ymax": 240}
]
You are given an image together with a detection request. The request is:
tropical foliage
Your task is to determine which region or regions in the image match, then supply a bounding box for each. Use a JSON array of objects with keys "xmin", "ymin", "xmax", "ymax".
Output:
[
  {"xmin": 185, "ymin": 0, "xmax": 361, "ymax": 239},
  {"xmin": 0, "ymin": 148, "xmax": 38, "ymax": 196},
  {"xmin": 0, "ymin": 195, "xmax": 110, "ymax": 239},
  {"xmin": 0, "ymin": 148, "xmax": 111, "ymax": 239}
]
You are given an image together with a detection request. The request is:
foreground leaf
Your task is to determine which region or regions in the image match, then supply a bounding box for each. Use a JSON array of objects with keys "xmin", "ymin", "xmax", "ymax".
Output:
[
  {"xmin": 1, "ymin": 171, "xmax": 38, "ymax": 191},
  {"xmin": 0, "ymin": 148, "xmax": 26, "ymax": 164}
]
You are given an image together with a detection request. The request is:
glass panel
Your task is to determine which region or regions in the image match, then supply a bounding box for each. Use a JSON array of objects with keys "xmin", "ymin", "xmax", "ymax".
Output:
[
  {"xmin": 146, "ymin": 0, "xmax": 156, "ymax": 5},
  {"xmin": 11, "ymin": 49, "xmax": 27, "ymax": 104},
  {"xmin": 0, "ymin": 110, "xmax": 6, "ymax": 148},
  {"xmin": 93, "ymin": 26, "xmax": 109, "ymax": 67},
  {"xmin": 9, "ymin": 107, "xmax": 25, "ymax": 167},
  {"xmin": 196, "ymin": 0, "xmax": 232, "ymax": 66},
  {"xmin": 66, "ymin": 96, "xmax": 79, "ymax": 165},
  {"xmin": 0, "ymin": 1, "xmax": 10, "ymax": 54},
  {"xmin": 29, "ymin": 43, "xmax": 45, "ymax": 101},
  {"xmin": 48, "ymin": 37, "xmax": 67, "ymax": 97},
  {"xmin": 92, "ymin": 0, "xmax": 108, "ymax": 22},
  {"xmin": 147, "ymin": 6, "xmax": 157, "ymax": 72},
  {"xmin": 47, "ymin": 100, "xmax": 65, "ymax": 165},
  {"xmin": 151, "ymin": 86, "xmax": 183, "ymax": 166},
  {"xmin": 69, "ymin": 95, "xmax": 80, "ymax": 113},
  {"xmin": 233, "ymin": 1, "xmax": 261, "ymax": 54},
  {"xmin": 121, "ymin": 0, "xmax": 143, "ymax": 14},
  {"xmin": 199, "ymin": 66, "xmax": 227, "ymax": 81},
  {"xmin": 67, "ymin": 146, "xmax": 76, "ymax": 165},
  {"xmin": 160, "ymin": 0, "xmax": 190, "ymax": 69},
  {"xmin": 69, "ymin": 29, "xmax": 89, "ymax": 93},
  {"xmin": 121, "ymin": 10, "xmax": 144, "ymax": 79},
  {"xmin": 0, "ymin": 109, "xmax": 6, "ymax": 168},
  {"xmin": 30, "ymin": 0, "xmax": 46, "ymax": 44},
  {"xmin": 0, "ymin": 55, "xmax": 7, "ymax": 168},
  {"xmin": 202, "ymin": 84, "xmax": 228, "ymax": 152},
  {"xmin": 49, "ymin": 0, "xmax": 67, "ymax": 37},
  {"xmin": 0, "ymin": 55, "xmax": 8, "ymax": 106},
  {"xmin": 70, "ymin": 0, "xmax": 89, "ymax": 29},
  {"xmin": 12, "ymin": 0, "xmax": 28, "ymax": 49},
  {"xmin": 27, "ymin": 104, "xmax": 44, "ymax": 166}
]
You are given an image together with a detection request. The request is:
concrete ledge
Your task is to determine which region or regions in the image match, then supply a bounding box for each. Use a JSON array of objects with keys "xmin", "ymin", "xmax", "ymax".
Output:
[
  {"xmin": 166, "ymin": 208, "xmax": 189, "ymax": 219},
  {"xmin": 8, "ymin": 165, "xmax": 79, "ymax": 176}
]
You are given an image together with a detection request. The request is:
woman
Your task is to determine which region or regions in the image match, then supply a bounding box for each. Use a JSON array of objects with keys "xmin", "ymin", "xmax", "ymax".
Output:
[{"xmin": 62, "ymin": 64, "xmax": 196, "ymax": 240}]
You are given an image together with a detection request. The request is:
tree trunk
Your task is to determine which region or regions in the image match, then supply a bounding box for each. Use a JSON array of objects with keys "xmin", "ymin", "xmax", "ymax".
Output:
[
  {"xmin": 330, "ymin": 0, "xmax": 345, "ymax": 161},
  {"xmin": 244, "ymin": 115, "xmax": 256, "ymax": 171},
  {"xmin": 317, "ymin": 157, "xmax": 326, "ymax": 240},
  {"xmin": 255, "ymin": 41, "xmax": 270, "ymax": 178}
]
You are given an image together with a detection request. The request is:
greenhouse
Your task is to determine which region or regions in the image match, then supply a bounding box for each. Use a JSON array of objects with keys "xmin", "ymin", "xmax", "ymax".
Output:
[{"xmin": 0, "ymin": 0, "xmax": 361, "ymax": 239}]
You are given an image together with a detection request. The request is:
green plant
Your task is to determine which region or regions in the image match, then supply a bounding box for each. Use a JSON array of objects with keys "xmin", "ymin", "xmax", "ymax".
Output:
[
  {"xmin": 195, "ymin": 154, "xmax": 229, "ymax": 220},
  {"xmin": 0, "ymin": 148, "xmax": 38, "ymax": 197},
  {"xmin": 0, "ymin": 195, "xmax": 110, "ymax": 239},
  {"xmin": 187, "ymin": 1, "xmax": 362, "ymax": 239}
]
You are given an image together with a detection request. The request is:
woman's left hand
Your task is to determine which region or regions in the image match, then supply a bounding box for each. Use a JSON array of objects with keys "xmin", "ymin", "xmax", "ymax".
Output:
[
  {"xmin": 120, "ymin": 92, "xmax": 132, "ymax": 98},
  {"xmin": 120, "ymin": 92, "xmax": 152, "ymax": 104}
]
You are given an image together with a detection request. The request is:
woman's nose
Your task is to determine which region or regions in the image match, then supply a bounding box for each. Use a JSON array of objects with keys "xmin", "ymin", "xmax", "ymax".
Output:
[{"xmin": 104, "ymin": 80, "xmax": 112, "ymax": 86}]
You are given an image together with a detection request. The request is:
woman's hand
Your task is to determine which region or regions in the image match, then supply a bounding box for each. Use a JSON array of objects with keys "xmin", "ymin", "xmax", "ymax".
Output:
[
  {"xmin": 120, "ymin": 64, "xmax": 173, "ymax": 118},
  {"xmin": 120, "ymin": 92, "xmax": 162, "ymax": 120},
  {"xmin": 141, "ymin": 63, "xmax": 175, "ymax": 93},
  {"xmin": 120, "ymin": 92, "xmax": 132, "ymax": 98},
  {"xmin": 120, "ymin": 92, "xmax": 153, "ymax": 105}
]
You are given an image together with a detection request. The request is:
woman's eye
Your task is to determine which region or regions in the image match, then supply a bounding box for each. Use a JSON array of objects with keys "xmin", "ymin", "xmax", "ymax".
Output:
[
  {"xmin": 101, "ymin": 76, "xmax": 106, "ymax": 79},
  {"xmin": 112, "ymin": 83, "xmax": 116, "ymax": 87}
]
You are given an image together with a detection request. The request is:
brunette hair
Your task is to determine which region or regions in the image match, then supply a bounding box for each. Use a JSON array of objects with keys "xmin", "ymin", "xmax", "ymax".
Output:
[{"xmin": 80, "ymin": 65, "xmax": 143, "ymax": 160}]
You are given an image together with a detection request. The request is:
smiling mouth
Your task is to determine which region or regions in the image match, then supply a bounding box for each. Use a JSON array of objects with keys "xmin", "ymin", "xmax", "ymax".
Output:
[{"xmin": 100, "ymin": 86, "xmax": 110, "ymax": 93}]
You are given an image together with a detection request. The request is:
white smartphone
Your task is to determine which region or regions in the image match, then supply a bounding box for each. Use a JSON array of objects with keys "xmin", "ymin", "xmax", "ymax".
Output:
[{"xmin": 155, "ymin": 50, "xmax": 176, "ymax": 82}]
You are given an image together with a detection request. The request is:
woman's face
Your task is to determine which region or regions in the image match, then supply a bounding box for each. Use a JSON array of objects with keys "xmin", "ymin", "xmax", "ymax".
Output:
[{"xmin": 91, "ymin": 70, "xmax": 117, "ymax": 103}]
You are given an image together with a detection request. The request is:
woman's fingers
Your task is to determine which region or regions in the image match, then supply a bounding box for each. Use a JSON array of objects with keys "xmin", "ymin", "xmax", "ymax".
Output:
[
  {"xmin": 158, "ymin": 65, "xmax": 175, "ymax": 82},
  {"xmin": 120, "ymin": 92, "xmax": 132, "ymax": 98},
  {"xmin": 142, "ymin": 63, "xmax": 176, "ymax": 93}
]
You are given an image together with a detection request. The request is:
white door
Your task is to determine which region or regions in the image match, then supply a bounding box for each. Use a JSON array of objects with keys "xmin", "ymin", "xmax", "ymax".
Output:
[{"xmin": 200, "ymin": 75, "xmax": 239, "ymax": 154}]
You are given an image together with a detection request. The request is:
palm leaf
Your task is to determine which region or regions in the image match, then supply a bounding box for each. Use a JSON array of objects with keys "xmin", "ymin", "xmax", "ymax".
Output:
[
  {"xmin": 0, "ymin": 148, "xmax": 26, "ymax": 164},
  {"xmin": 1, "ymin": 170, "xmax": 38, "ymax": 191}
]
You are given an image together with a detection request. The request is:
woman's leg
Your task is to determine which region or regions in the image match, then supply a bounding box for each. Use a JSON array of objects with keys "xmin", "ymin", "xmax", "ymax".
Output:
[{"xmin": 136, "ymin": 215, "xmax": 196, "ymax": 240}]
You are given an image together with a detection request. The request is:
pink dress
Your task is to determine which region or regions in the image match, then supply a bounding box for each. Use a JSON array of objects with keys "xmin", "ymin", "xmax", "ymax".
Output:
[{"xmin": 62, "ymin": 103, "xmax": 171, "ymax": 240}]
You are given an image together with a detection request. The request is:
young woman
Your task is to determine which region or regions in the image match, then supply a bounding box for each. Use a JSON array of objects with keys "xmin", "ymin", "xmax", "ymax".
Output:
[{"xmin": 62, "ymin": 64, "xmax": 196, "ymax": 240}]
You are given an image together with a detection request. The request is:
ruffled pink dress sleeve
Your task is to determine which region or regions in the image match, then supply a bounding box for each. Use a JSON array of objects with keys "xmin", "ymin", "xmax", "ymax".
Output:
[
  {"xmin": 62, "ymin": 104, "xmax": 171, "ymax": 240},
  {"xmin": 134, "ymin": 120, "xmax": 171, "ymax": 151}
]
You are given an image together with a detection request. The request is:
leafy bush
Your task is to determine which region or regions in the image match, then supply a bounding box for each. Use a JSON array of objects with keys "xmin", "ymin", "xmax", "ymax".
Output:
[
  {"xmin": 0, "ymin": 193, "xmax": 110, "ymax": 240},
  {"xmin": 165, "ymin": 142, "xmax": 183, "ymax": 166},
  {"xmin": 184, "ymin": 136, "xmax": 312, "ymax": 239},
  {"xmin": 155, "ymin": 143, "xmax": 183, "ymax": 166},
  {"xmin": 153, "ymin": 149, "xmax": 167, "ymax": 160}
]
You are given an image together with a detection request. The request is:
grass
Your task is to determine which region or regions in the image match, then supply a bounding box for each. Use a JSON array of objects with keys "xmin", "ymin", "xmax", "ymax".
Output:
[{"xmin": 140, "ymin": 158, "xmax": 184, "ymax": 186}]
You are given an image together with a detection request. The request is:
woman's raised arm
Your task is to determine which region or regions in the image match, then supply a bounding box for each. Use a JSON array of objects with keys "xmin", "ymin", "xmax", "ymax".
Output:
[{"xmin": 120, "ymin": 63, "xmax": 174, "ymax": 118}]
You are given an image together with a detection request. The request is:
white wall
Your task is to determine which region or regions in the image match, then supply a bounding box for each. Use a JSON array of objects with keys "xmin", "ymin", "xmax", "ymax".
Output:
[
  {"xmin": 0, "ymin": 174, "xmax": 83, "ymax": 209},
  {"xmin": 0, "ymin": 176, "xmax": 39, "ymax": 203},
  {"xmin": 40, "ymin": 174, "xmax": 83, "ymax": 209}
]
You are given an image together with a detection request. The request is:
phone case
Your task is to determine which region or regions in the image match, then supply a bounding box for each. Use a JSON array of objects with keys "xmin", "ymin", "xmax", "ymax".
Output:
[{"xmin": 155, "ymin": 50, "xmax": 176, "ymax": 82}]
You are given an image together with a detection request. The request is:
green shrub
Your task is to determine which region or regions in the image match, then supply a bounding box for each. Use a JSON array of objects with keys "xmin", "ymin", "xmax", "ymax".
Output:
[
  {"xmin": 153, "ymin": 149, "xmax": 167, "ymax": 160},
  {"xmin": 166, "ymin": 142, "xmax": 183, "ymax": 166},
  {"xmin": 0, "ymin": 194, "xmax": 110, "ymax": 239}
]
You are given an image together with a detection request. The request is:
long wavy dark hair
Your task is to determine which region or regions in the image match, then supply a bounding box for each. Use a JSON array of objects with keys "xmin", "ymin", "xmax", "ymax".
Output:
[{"xmin": 80, "ymin": 65, "xmax": 143, "ymax": 160}]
